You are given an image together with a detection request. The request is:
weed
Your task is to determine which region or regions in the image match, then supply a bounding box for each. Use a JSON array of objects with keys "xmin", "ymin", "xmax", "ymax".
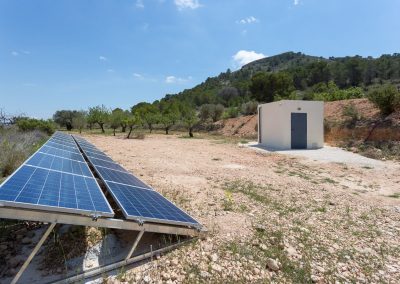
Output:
[
  {"xmin": 222, "ymin": 191, "xmax": 234, "ymax": 211},
  {"xmin": 387, "ymin": 192, "xmax": 400, "ymax": 198}
]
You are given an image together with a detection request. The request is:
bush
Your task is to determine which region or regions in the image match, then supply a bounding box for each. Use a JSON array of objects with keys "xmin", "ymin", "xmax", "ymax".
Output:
[
  {"xmin": 241, "ymin": 101, "xmax": 258, "ymax": 115},
  {"xmin": 367, "ymin": 84, "xmax": 400, "ymax": 115},
  {"xmin": 223, "ymin": 107, "xmax": 239, "ymax": 119},
  {"xmin": 198, "ymin": 104, "xmax": 225, "ymax": 122},
  {"xmin": 16, "ymin": 118, "xmax": 55, "ymax": 135},
  {"xmin": 0, "ymin": 128, "xmax": 48, "ymax": 177}
]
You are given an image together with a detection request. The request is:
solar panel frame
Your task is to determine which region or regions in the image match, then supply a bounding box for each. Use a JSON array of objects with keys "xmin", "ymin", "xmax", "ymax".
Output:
[{"xmin": 0, "ymin": 132, "xmax": 114, "ymax": 217}]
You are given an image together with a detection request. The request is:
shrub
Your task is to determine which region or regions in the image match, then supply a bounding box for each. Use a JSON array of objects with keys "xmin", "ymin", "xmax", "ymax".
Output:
[
  {"xmin": 198, "ymin": 104, "xmax": 225, "ymax": 122},
  {"xmin": 241, "ymin": 101, "xmax": 258, "ymax": 115},
  {"xmin": 16, "ymin": 118, "xmax": 55, "ymax": 135},
  {"xmin": 0, "ymin": 128, "xmax": 48, "ymax": 177},
  {"xmin": 223, "ymin": 107, "xmax": 239, "ymax": 119},
  {"xmin": 367, "ymin": 84, "xmax": 400, "ymax": 115}
]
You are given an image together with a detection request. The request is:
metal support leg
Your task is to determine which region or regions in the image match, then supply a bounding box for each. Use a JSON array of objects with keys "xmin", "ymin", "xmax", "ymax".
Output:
[
  {"xmin": 125, "ymin": 230, "xmax": 144, "ymax": 260},
  {"xmin": 11, "ymin": 223, "xmax": 56, "ymax": 284}
]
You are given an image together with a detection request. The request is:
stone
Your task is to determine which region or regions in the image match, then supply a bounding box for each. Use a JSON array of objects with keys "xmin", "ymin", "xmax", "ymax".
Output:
[
  {"xmin": 209, "ymin": 253, "xmax": 218, "ymax": 262},
  {"xmin": 143, "ymin": 275, "xmax": 151, "ymax": 283},
  {"xmin": 200, "ymin": 271, "xmax": 211, "ymax": 278},
  {"xmin": 211, "ymin": 263, "xmax": 222, "ymax": 272},
  {"xmin": 21, "ymin": 237, "xmax": 32, "ymax": 244},
  {"xmin": 311, "ymin": 274, "xmax": 320, "ymax": 283},
  {"xmin": 171, "ymin": 258, "xmax": 179, "ymax": 266},
  {"xmin": 253, "ymin": 267, "xmax": 261, "ymax": 275},
  {"xmin": 259, "ymin": 244, "xmax": 268, "ymax": 251},
  {"xmin": 161, "ymin": 272, "xmax": 170, "ymax": 280},
  {"xmin": 266, "ymin": 258, "xmax": 280, "ymax": 271}
]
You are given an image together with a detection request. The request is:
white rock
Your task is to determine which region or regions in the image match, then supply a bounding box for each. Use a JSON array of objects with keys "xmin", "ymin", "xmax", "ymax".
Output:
[
  {"xmin": 200, "ymin": 271, "xmax": 211, "ymax": 278},
  {"xmin": 211, "ymin": 263, "xmax": 222, "ymax": 272},
  {"xmin": 210, "ymin": 253, "xmax": 218, "ymax": 262},
  {"xmin": 266, "ymin": 258, "xmax": 280, "ymax": 271},
  {"xmin": 143, "ymin": 275, "xmax": 151, "ymax": 283}
]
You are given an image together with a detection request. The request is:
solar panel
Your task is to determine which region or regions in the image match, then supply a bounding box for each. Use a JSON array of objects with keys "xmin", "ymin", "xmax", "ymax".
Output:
[
  {"xmin": 73, "ymin": 135, "xmax": 201, "ymax": 228},
  {"xmin": 0, "ymin": 132, "xmax": 114, "ymax": 217},
  {"xmin": 39, "ymin": 145, "xmax": 85, "ymax": 162},
  {"xmin": 27, "ymin": 152, "xmax": 92, "ymax": 177},
  {"xmin": 106, "ymin": 182, "xmax": 199, "ymax": 226},
  {"xmin": 89, "ymin": 157, "xmax": 128, "ymax": 173},
  {"xmin": 96, "ymin": 167, "xmax": 150, "ymax": 189}
]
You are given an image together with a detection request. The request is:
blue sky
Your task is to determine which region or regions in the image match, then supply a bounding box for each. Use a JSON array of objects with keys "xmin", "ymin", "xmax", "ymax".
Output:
[{"xmin": 1, "ymin": 0, "xmax": 399, "ymax": 119}]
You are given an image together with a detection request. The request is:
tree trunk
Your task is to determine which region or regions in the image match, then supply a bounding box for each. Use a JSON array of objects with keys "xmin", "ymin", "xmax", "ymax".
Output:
[
  {"xmin": 121, "ymin": 126, "xmax": 126, "ymax": 133},
  {"xmin": 127, "ymin": 127, "xmax": 133, "ymax": 139},
  {"xmin": 165, "ymin": 127, "xmax": 169, "ymax": 135},
  {"xmin": 189, "ymin": 127, "xmax": 193, "ymax": 137},
  {"xmin": 79, "ymin": 128, "xmax": 82, "ymax": 134},
  {"xmin": 100, "ymin": 123, "xmax": 105, "ymax": 133},
  {"xmin": 113, "ymin": 128, "xmax": 116, "ymax": 136},
  {"xmin": 149, "ymin": 124, "xmax": 153, "ymax": 133}
]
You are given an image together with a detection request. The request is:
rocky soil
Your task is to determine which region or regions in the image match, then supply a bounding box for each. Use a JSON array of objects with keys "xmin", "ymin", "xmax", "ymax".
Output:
[{"xmin": 84, "ymin": 133, "xmax": 400, "ymax": 283}]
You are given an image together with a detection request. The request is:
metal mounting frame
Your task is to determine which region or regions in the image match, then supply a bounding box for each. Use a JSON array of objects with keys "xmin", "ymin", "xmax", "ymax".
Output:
[{"xmin": 11, "ymin": 222, "xmax": 56, "ymax": 284}]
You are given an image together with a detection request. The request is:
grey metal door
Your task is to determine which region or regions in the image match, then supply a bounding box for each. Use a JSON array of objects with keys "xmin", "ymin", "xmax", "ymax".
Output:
[{"xmin": 291, "ymin": 113, "xmax": 307, "ymax": 149}]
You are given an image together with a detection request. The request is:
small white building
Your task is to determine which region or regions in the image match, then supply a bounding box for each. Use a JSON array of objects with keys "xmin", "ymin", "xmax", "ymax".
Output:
[{"xmin": 258, "ymin": 100, "xmax": 324, "ymax": 150}]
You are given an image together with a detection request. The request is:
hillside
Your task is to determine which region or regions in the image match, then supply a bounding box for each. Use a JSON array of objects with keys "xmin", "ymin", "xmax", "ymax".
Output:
[{"xmin": 161, "ymin": 51, "xmax": 400, "ymax": 107}]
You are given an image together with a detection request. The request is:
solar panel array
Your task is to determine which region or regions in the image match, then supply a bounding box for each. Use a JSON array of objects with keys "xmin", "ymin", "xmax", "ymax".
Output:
[
  {"xmin": 0, "ymin": 131, "xmax": 201, "ymax": 228},
  {"xmin": 73, "ymin": 135, "xmax": 201, "ymax": 228},
  {"xmin": 0, "ymin": 132, "xmax": 114, "ymax": 217}
]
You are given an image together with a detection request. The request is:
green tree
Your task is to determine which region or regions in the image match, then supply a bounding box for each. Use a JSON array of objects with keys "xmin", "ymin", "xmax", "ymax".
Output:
[
  {"xmin": 109, "ymin": 109, "xmax": 123, "ymax": 136},
  {"xmin": 181, "ymin": 105, "xmax": 198, "ymax": 137},
  {"xmin": 71, "ymin": 111, "xmax": 87, "ymax": 134},
  {"xmin": 87, "ymin": 105, "xmax": 110, "ymax": 133},
  {"xmin": 125, "ymin": 114, "xmax": 141, "ymax": 139},
  {"xmin": 367, "ymin": 85, "xmax": 400, "ymax": 115},
  {"xmin": 131, "ymin": 102, "xmax": 160, "ymax": 133},
  {"xmin": 53, "ymin": 110, "xmax": 79, "ymax": 131},
  {"xmin": 159, "ymin": 101, "xmax": 180, "ymax": 134},
  {"xmin": 250, "ymin": 72, "xmax": 294, "ymax": 102}
]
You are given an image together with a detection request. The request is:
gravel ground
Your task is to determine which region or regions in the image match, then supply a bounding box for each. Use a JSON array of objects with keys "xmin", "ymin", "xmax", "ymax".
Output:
[
  {"xmin": 245, "ymin": 143, "xmax": 390, "ymax": 168},
  {"xmin": 82, "ymin": 133, "xmax": 400, "ymax": 284}
]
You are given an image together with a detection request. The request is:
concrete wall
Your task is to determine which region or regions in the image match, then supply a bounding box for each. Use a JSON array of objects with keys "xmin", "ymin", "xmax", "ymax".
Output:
[{"xmin": 258, "ymin": 100, "xmax": 324, "ymax": 150}]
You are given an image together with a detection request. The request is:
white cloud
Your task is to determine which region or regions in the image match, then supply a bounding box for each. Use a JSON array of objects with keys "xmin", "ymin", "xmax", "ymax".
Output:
[
  {"xmin": 237, "ymin": 16, "xmax": 259, "ymax": 24},
  {"xmin": 294, "ymin": 0, "xmax": 300, "ymax": 5},
  {"xmin": 99, "ymin": 56, "xmax": 107, "ymax": 61},
  {"xmin": 165, "ymin": 75, "xmax": 191, "ymax": 84},
  {"xmin": 107, "ymin": 69, "xmax": 115, "ymax": 73},
  {"xmin": 232, "ymin": 50, "xmax": 266, "ymax": 67},
  {"xmin": 133, "ymin": 73, "xmax": 144, "ymax": 79},
  {"xmin": 174, "ymin": 0, "xmax": 201, "ymax": 10},
  {"xmin": 11, "ymin": 51, "xmax": 19, "ymax": 56},
  {"xmin": 21, "ymin": 50, "xmax": 30, "ymax": 54},
  {"xmin": 136, "ymin": 0, "xmax": 144, "ymax": 8}
]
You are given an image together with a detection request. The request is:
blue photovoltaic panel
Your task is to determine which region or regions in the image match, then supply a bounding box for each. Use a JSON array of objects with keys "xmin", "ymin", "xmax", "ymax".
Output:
[
  {"xmin": 39, "ymin": 145, "xmax": 85, "ymax": 162},
  {"xmin": 46, "ymin": 140, "xmax": 80, "ymax": 153},
  {"xmin": 26, "ymin": 152, "xmax": 92, "ymax": 177},
  {"xmin": 73, "ymin": 135, "xmax": 201, "ymax": 227},
  {"xmin": 48, "ymin": 138, "xmax": 78, "ymax": 148},
  {"xmin": 80, "ymin": 146, "xmax": 108, "ymax": 156},
  {"xmin": 0, "ymin": 132, "xmax": 114, "ymax": 217},
  {"xmin": 106, "ymin": 182, "xmax": 199, "ymax": 226},
  {"xmin": 84, "ymin": 151, "xmax": 115, "ymax": 162},
  {"xmin": 96, "ymin": 167, "xmax": 151, "ymax": 189},
  {"xmin": 0, "ymin": 165, "xmax": 113, "ymax": 216},
  {"xmin": 89, "ymin": 157, "xmax": 128, "ymax": 173}
]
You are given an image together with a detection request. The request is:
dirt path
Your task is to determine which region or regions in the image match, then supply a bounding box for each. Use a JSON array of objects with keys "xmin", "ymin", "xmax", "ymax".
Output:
[{"xmin": 85, "ymin": 133, "xmax": 400, "ymax": 283}]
